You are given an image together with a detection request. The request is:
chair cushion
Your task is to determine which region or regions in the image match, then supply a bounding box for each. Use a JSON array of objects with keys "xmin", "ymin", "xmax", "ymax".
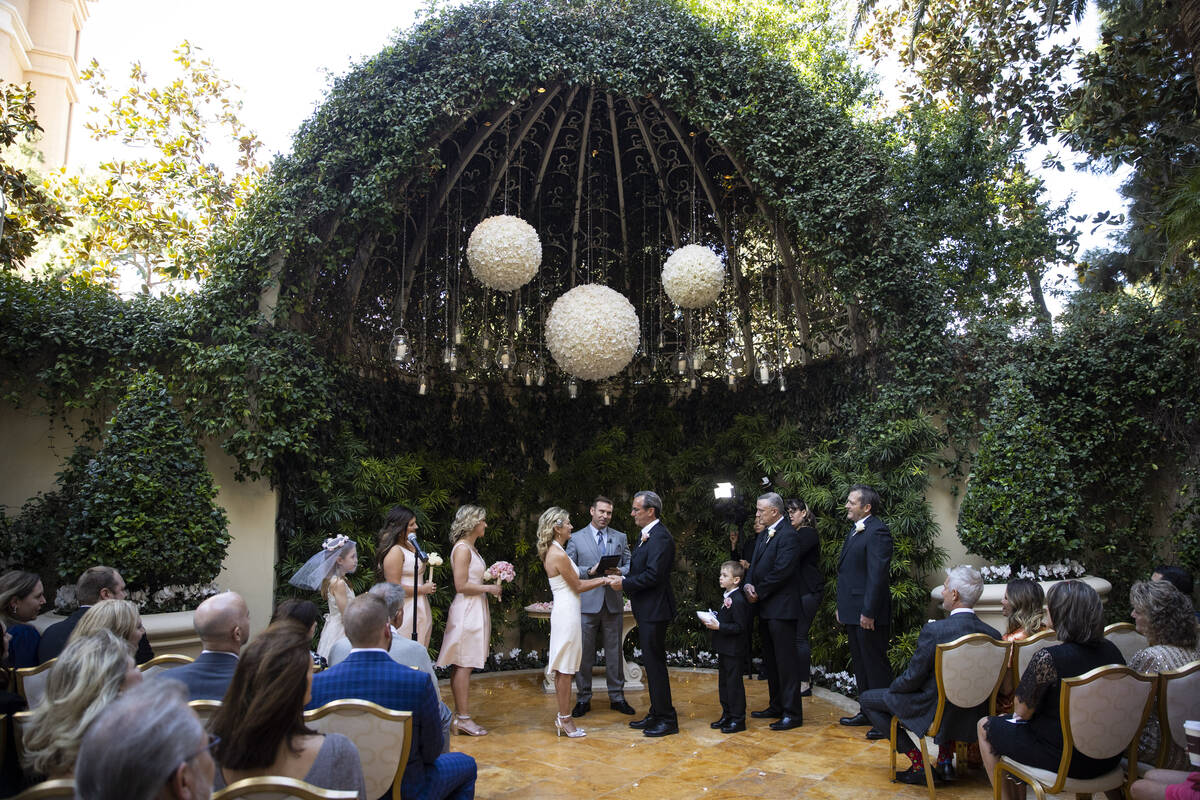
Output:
[{"xmin": 1000, "ymin": 757, "xmax": 1126, "ymax": 794}]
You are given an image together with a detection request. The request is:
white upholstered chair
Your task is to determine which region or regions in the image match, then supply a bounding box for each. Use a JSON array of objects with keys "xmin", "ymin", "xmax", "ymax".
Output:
[
  {"xmin": 1153, "ymin": 659, "xmax": 1200, "ymax": 768},
  {"xmin": 15, "ymin": 659, "xmax": 55, "ymax": 709},
  {"xmin": 1013, "ymin": 629, "xmax": 1057, "ymax": 678},
  {"xmin": 889, "ymin": 633, "xmax": 1012, "ymax": 800},
  {"xmin": 303, "ymin": 698, "xmax": 412, "ymax": 800},
  {"xmin": 212, "ymin": 776, "xmax": 358, "ymax": 800},
  {"xmin": 1103, "ymin": 622, "xmax": 1149, "ymax": 663},
  {"xmin": 992, "ymin": 664, "xmax": 1156, "ymax": 800}
]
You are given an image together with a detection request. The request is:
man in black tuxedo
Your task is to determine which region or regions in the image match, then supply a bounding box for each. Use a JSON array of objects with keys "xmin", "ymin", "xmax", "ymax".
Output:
[
  {"xmin": 611, "ymin": 490, "xmax": 678, "ymax": 737},
  {"xmin": 859, "ymin": 565, "xmax": 1000, "ymax": 784},
  {"xmin": 169, "ymin": 591, "xmax": 249, "ymax": 700},
  {"xmin": 743, "ymin": 492, "xmax": 804, "ymax": 730},
  {"xmin": 836, "ymin": 484, "xmax": 893, "ymax": 735},
  {"xmin": 38, "ymin": 565, "xmax": 154, "ymax": 664}
]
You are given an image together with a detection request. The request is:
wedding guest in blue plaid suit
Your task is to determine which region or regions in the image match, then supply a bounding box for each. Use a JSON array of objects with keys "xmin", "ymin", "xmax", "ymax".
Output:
[{"xmin": 308, "ymin": 594, "xmax": 477, "ymax": 800}]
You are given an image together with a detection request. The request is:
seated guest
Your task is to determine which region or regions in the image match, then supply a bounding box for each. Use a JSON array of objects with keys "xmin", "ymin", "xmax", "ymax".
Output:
[
  {"xmin": 1127, "ymin": 580, "xmax": 1200, "ymax": 770},
  {"xmin": 1131, "ymin": 769, "xmax": 1200, "ymax": 800},
  {"xmin": 75, "ymin": 679, "xmax": 215, "ymax": 800},
  {"xmin": 328, "ymin": 583, "xmax": 453, "ymax": 751},
  {"xmin": 309, "ymin": 594, "xmax": 476, "ymax": 800},
  {"xmin": 39, "ymin": 566, "xmax": 154, "ymax": 664},
  {"xmin": 70, "ymin": 598, "xmax": 146, "ymax": 652},
  {"xmin": 22, "ymin": 629, "xmax": 142, "ymax": 778},
  {"xmin": 169, "ymin": 591, "xmax": 251, "ymax": 700},
  {"xmin": 979, "ymin": 580, "xmax": 1125, "ymax": 800},
  {"xmin": 996, "ymin": 578, "xmax": 1048, "ymax": 712},
  {"xmin": 1, "ymin": 619, "xmax": 29, "ymax": 796},
  {"xmin": 860, "ymin": 565, "xmax": 1000, "ymax": 785},
  {"xmin": 0, "ymin": 570, "xmax": 47, "ymax": 668},
  {"xmin": 272, "ymin": 598, "xmax": 327, "ymax": 670},
  {"xmin": 1152, "ymin": 565, "xmax": 1198, "ymax": 620},
  {"xmin": 209, "ymin": 621, "xmax": 366, "ymax": 799}
]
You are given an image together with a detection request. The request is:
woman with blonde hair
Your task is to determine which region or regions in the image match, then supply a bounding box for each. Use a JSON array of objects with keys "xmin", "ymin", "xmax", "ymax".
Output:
[
  {"xmin": 378, "ymin": 505, "xmax": 437, "ymax": 646},
  {"xmin": 69, "ymin": 598, "xmax": 146, "ymax": 653},
  {"xmin": 435, "ymin": 504, "xmax": 502, "ymax": 736},
  {"xmin": 537, "ymin": 506, "xmax": 611, "ymax": 738},
  {"xmin": 22, "ymin": 629, "xmax": 141, "ymax": 778}
]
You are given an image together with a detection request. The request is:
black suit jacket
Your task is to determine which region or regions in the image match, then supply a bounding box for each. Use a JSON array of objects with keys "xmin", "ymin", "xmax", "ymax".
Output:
[
  {"xmin": 885, "ymin": 611, "xmax": 1001, "ymax": 739},
  {"xmin": 169, "ymin": 651, "xmax": 239, "ymax": 700},
  {"xmin": 712, "ymin": 590, "xmax": 751, "ymax": 658},
  {"xmin": 38, "ymin": 607, "xmax": 155, "ymax": 664},
  {"xmin": 746, "ymin": 518, "xmax": 801, "ymax": 620},
  {"xmin": 622, "ymin": 520, "xmax": 676, "ymax": 623},
  {"xmin": 836, "ymin": 515, "xmax": 893, "ymax": 625}
]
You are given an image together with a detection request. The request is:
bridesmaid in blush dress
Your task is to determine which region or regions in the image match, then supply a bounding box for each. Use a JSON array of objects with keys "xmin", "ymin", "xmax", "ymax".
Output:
[
  {"xmin": 435, "ymin": 504, "xmax": 502, "ymax": 736},
  {"xmin": 378, "ymin": 505, "xmax": 437, "ymax": 647},
  {"xmin": 537, "ymin": 506, "xmax": 611, "ymax": 738}
]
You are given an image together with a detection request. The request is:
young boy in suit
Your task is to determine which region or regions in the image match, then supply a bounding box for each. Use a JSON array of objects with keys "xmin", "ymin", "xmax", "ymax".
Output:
[{"xmin": 704, "ymin": 560, "xmax": 752, "ymax": 733}]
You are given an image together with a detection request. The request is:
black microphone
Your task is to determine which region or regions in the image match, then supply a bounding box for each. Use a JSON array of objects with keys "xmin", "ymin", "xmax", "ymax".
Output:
[{"xmin": 407, "ymin": 533, "xmax": 430, "ymax": 562}]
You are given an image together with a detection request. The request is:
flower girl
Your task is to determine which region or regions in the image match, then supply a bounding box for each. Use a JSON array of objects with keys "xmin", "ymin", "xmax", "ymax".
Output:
[{"xmin": 289, "ymin": 534, "xmax": 358, "ymax": 659}]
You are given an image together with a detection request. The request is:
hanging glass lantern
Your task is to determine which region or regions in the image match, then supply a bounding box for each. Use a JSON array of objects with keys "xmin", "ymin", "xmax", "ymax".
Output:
[
  {"xmin": 756, "ymin": 359, "xmax": 771, "ymax": 385},
  {"xmin": 389, "ymin": 329, "xmax": 413, "ymax": 366},
  {"xmin": 418, "ymin": 373, "xmax": 428, "ymax": 395},
  {"xmin": 602, "ymin": 386, "xmax": 612, "ymax": 406},
  {"xmin": 727, "ymin": 372, "xmax": 737, "ymax": 389},
  {"xmin": 497, "ymin": 344, "xmax": 516, "ymax": 371},
  {"xmin": 568, "ymin": 377, "xmax": 578, "ymax": 399},
  {"xmin": 656, "ymin": 330, "xmax": 666, "ymax": 351},
  {"xmin": 778, "ymin": 372, "xmax": 787, "ymax": 392},
  {"xmin": 448, "ymin": 347, "xmax": 459, "ymax": 372},
  {"xmin": 519, "ymin": 359, "xmax": 535, "ymax": 387},
  {"xmin": 689, "ymin": 376, "xmax": 699, "ymax": 390},
  {"xmin": 442, "ymin": 344, "xmax": 454, "ymax": 364},
  {"xmin": 690, "ymin": 348, "xmax": 705, "ymax": 371},
  {"xmin": 453, "ymin": 324, "xmax": 464, "ymax": 345},
  {"xmin": 672, "ymin": 351, "xmax": 689, "ymax": 376},
  {"xmin": 534, "ymin": 360, "xmax": 547, "ymax": 387}
]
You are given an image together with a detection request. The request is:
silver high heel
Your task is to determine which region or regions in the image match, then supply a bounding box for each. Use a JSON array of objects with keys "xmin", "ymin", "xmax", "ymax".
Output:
[
  {"xmin": 452, "ymin": 714, "xmax": 488, "ymax": 736},
  {"xmin": 555, "ymin": 712, "xmax": 586, "ymax": 738}
]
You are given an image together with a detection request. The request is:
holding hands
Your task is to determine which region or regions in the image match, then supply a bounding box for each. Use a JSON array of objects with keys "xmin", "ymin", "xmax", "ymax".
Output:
[{"xmin": 606, "ymin": 575, "xmax": 623, "ymax": 591}]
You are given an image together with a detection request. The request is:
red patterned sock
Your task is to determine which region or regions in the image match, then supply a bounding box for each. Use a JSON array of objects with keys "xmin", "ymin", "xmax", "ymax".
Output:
[{"xmin": 905, "ymin": 748, "xmax": 923, "ymax": 768}]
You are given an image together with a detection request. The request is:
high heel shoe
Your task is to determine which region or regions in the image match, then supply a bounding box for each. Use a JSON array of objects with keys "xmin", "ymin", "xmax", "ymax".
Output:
[
  {"xmin": 555, "ymin": 712, "xmax": 586, "ymax": 738},
  {"xmin": 452, "ymin": 714, "xmax": 488, "ymax": 736}
]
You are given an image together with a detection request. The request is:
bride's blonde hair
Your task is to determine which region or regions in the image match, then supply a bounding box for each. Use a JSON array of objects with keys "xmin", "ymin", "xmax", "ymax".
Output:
[{"xmin": 536, "ymin": 506, "xmax": 570, "ymax": 560}]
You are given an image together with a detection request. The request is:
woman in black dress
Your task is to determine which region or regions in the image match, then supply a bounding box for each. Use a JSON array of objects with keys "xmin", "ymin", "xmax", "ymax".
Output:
[
  {"xmin": 977, "ymin": 580, "xmax": 1125, "ymax": 800},
  {"xmin": 786, "ymin": 498, "xmax": 822, "ymax": 696}
]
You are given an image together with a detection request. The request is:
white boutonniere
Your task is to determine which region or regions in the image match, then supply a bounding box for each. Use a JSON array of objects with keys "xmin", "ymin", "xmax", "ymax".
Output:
[
  {"xmin": 854, "ymin": 520, "xmax": 866, "ymax": 533},
  {"xmin": 722, "ymin": 596, "xmax": 732, "ymax": 608},
  {"xmin": 767, "ymin": 529, "xmax": 775, "ymax": 540}
]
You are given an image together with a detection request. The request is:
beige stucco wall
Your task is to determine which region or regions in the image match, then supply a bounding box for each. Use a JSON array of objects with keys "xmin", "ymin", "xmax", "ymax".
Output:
[
  {"xmin": 0, "ymin": 402, "xmax": 278, "ymax": 640},
  {"xmin": 0, "ymin": 0, "xmax": 91, "ymax": 167}
]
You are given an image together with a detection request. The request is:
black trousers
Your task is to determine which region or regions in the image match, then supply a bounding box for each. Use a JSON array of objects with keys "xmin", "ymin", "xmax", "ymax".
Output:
[
  {"xmin": 796, "ymin": 592, "xmax": 820, "ymax": 683},
  {"xmin": 717, "ymin": 654, "xmax": 746, "ymax": 722},
  {"xmin": 847, "ymin": 622, "xmax": 892, "ymax": 709},
  {"xmin": 860, "ymin": 688, "xmax": 911, "ymax": 753},
  {"xmin": 637, "ymin": 619, "xmax": 676, "ymax": 722},
  {"xmin": 762, "ymin": 617, "xmax": 801, "ymax": 718}
]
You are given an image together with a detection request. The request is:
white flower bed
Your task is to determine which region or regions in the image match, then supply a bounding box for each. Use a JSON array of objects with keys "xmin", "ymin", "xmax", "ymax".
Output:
[
  {"xmin": 979, "ymin": 560, "xmax": 1087, "ymax": 583},
  {"xmin": 465, "ymin": 214, "xmax": 542, "ymax": 291},
  {"xmin": 661, "ymin": 244, "xmax": 725, "ymax": 308},
  {"xmin": 544, "ymin": 284, "xmax": 640, "ymax": 380}
]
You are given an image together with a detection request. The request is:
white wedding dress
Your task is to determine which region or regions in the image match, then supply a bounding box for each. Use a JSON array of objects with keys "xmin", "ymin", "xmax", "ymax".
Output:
[{"xmin": 547, "ymin": 543, "xmax": 583, "ymax": 674}]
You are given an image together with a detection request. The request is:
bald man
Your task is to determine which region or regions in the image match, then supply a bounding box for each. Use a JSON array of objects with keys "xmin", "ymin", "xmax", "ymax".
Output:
[{"xmin": 169, "ymin": 591, "xmax": 250, "ymax": 700}]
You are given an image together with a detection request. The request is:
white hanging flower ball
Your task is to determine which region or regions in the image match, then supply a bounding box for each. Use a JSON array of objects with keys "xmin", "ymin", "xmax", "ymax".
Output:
[
  {"xmin": 661, "ymin": 244, "xmax": 725, "ymax": 308},
  {"xmin": 544, "ymin": 284, "xmax": 640, "ymax": 380},
  {"xmin": 466, "ymin": 214, "xmax": 542, "ymax": 291}
]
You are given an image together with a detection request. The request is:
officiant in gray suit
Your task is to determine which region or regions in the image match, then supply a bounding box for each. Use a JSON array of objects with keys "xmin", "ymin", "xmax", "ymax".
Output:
[{"xmin": 565, "ymin": 495, "xmax": 636, "ymax": 717}]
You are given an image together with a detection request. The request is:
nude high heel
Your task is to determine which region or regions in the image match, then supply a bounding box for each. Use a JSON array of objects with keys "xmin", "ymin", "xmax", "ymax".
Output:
[
  {"xmin": 452, "ymin": 714, "xmax": 488, "ymax": 736},
  {"xmin": 556, "ymin": 712, "xmax": 586, "ymax": 738}
]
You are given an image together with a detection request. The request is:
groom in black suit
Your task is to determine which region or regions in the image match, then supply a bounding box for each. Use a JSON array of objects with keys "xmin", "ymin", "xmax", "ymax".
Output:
[
  {"xmin": 836, "ymin": 484, "xmax": 894, "ymax": 735},
  {"xmin": 611, "ymin": 490, "xmax": 678, "ymax": 737}
]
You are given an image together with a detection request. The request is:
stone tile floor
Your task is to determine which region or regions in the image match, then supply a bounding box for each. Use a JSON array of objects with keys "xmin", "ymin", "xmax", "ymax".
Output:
[{"xmin": 440, "ymin": 669, "xmax": 1003, "ymax": 799}]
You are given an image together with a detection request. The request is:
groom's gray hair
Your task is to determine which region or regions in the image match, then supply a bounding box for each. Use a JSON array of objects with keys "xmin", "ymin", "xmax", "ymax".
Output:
[{"xmin": 634, "ymin": 490, "xmax": 662, "ymax": 517}]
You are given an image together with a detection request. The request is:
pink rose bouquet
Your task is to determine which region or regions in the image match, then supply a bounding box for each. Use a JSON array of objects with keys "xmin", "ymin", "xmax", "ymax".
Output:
[{"xmin": 484, "ymin": 560, "xmax": 515, "ymax": 583}]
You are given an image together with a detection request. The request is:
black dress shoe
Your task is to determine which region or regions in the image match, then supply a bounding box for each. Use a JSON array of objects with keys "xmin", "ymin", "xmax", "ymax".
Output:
[
  {"xmin": 750, "ymin": 707, "xmax": 783, "ymax": 719},
  {"xmin": 721, "ymin": 720, "xmax": 747, "ymax": 734},
  {"xmin": 839, "ymin": 712, "xmax": 871, "ymax": 726},
  {"xmin": 643, "ymin": 720, "xmax": 679, "ymax": 737},
  {"xmin": 865, "ymin": 727, "xmax": 887, "ymax": 740},
  {"xmin": 895, "ymin": 765, "xmax": 942, "ymax": 786},
  {"xmin": 571, "ymin": 700, "xmax": 590, "ymax": 718},
  {"xmin": 629, "ymin": 715, "xmax": 654, "ymax": 729},
  {"xmin": 610, "ymin": 700, "xmax": 636, "ymax": 715},
  {"xmin": 769, "ymin": 715, "xmax": 803, "ymax": 731},
  {"xmin": 800, "ymin": 684, "xmax": 812, "ymax": 697},
  {"xmin": 710, "ymin": 716, "xmax": 730, "ymax": 729},
  {"xmin": 933, "ymin": 762, "xmax": 957, "ymax": 782}
]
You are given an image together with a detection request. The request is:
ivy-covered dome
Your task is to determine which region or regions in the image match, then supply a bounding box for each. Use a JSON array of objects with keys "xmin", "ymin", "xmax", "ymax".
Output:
[{"xmin": 232, "ymin": 0, "xmax": 926, "ymax": 386}]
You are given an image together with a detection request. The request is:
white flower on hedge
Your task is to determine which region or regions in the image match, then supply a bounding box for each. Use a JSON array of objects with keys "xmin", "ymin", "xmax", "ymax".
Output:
[
  {"xmin": 544, "ymin": 284, "xmax": 640, "ymax": 380},
  {"xmin": 465, "ymin": 214, "xmax": 542, "ymax": 291},
  {"xmin": 661, "ymin": 244, "xmax": 725, "ymax": 308}
]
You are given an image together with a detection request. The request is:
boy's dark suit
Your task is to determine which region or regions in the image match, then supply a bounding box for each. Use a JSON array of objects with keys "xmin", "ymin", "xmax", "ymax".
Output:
[{"xmin": 712, "ymin": 588, "xmax": 751, "ymax": 724}]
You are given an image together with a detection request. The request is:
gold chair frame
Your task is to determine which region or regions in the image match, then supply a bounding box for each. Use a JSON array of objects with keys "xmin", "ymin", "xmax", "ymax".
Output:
[
  {"xmin": 138, "ymin": 653, "xmax": 196, "ymax": 672},
  {"xmin": 303, "ymin": 698, "xmax": 413, "ymax": 800},
  {"xmin": 992, "ymin": 664, "xmax": 1156, "ymax": 800},
  {"xmin": 12, "ymin": 778, "xmax": 75, "ymax": 799},
  {"xmin": 888, "ymin": 633, "xmax": 1012, "ymax": 800},
  {"xmin": 189, "ymin": 698, "xmax": 223, "ymax": 728},
  {"xmin": 14, "ymin": 659, "xmax": 55, "ymax": 708},
  {"xmin": 12, "ymin": 709, "xmax": 32, "ymax": 764},
  {"xmin": 213, "ymin": 776, "xmax": 359, "ymax": 800},
  {"xmin": 1153, "ymin": 658, "xmax": 1200, "ymax": 768}
]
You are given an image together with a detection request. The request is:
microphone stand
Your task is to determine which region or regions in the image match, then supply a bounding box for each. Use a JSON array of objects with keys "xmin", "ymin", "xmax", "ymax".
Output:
[{"xmin": 411, "ymin": 547, "xmax": 426, "ymax": 642}]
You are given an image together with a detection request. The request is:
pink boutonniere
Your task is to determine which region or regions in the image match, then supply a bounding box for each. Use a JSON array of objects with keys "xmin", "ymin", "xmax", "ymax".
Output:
[
  {"xmin": 722, "ymin": 596, "xmax": 732, "ymax": 608},
  {"xmin": 640, "ymin": 531, "xmax": 650, "ymax": 544}
]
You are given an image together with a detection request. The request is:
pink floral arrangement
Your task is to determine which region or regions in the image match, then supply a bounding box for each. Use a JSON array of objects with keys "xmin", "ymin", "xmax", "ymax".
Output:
[{"xmin": 484, "ymin": 560, "xmax": 515, "ymax": 583}]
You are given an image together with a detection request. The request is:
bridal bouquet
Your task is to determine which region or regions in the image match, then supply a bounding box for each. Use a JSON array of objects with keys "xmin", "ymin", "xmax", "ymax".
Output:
[
  {"xmin": 484, "ymin": 560, "xmax": 516, "ymax": 583},
  {"xmin": 427, "ymin": 551, "xmax": 444, "ymax": 568}
]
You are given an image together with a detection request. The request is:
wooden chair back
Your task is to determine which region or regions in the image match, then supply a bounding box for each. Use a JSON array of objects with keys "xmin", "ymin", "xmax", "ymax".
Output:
[{"xmin": 213, "ymin": 776, "xmax": 359, "ymax": 800}]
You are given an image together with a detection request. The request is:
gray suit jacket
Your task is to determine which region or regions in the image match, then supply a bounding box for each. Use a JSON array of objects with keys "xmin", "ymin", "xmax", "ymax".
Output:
[
  {"xmin": 565, "ymin": 524, "xmax": 630, "ymax": 614},
  {"xmin": 885, "ymin": 611, "xmax": 1001, "ymax": 741},
  {"xmin": 168, "ymin": 651, "xmax": 239, "ymax": 701}
]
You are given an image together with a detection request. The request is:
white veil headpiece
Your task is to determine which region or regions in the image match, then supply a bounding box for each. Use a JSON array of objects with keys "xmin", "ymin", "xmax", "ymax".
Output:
[{"xmin": 289, "ymin": 534, "xmax": 355, "ymax": 590}]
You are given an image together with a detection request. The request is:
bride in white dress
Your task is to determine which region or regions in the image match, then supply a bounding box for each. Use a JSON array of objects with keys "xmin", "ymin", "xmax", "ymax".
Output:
[{"xmin": 537, "ymin": 506, "xmax": 612, "ymax": 738}]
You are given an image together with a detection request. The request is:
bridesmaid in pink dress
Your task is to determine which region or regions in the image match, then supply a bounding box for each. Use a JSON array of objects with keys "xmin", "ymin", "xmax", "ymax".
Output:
[
  {"xmin": 435, "ymin": 504, "xmax": 502, "ymax": 736},
  {"xmin": 377, "ymin": 506, "xmax": 436, "ymax": 647}
]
